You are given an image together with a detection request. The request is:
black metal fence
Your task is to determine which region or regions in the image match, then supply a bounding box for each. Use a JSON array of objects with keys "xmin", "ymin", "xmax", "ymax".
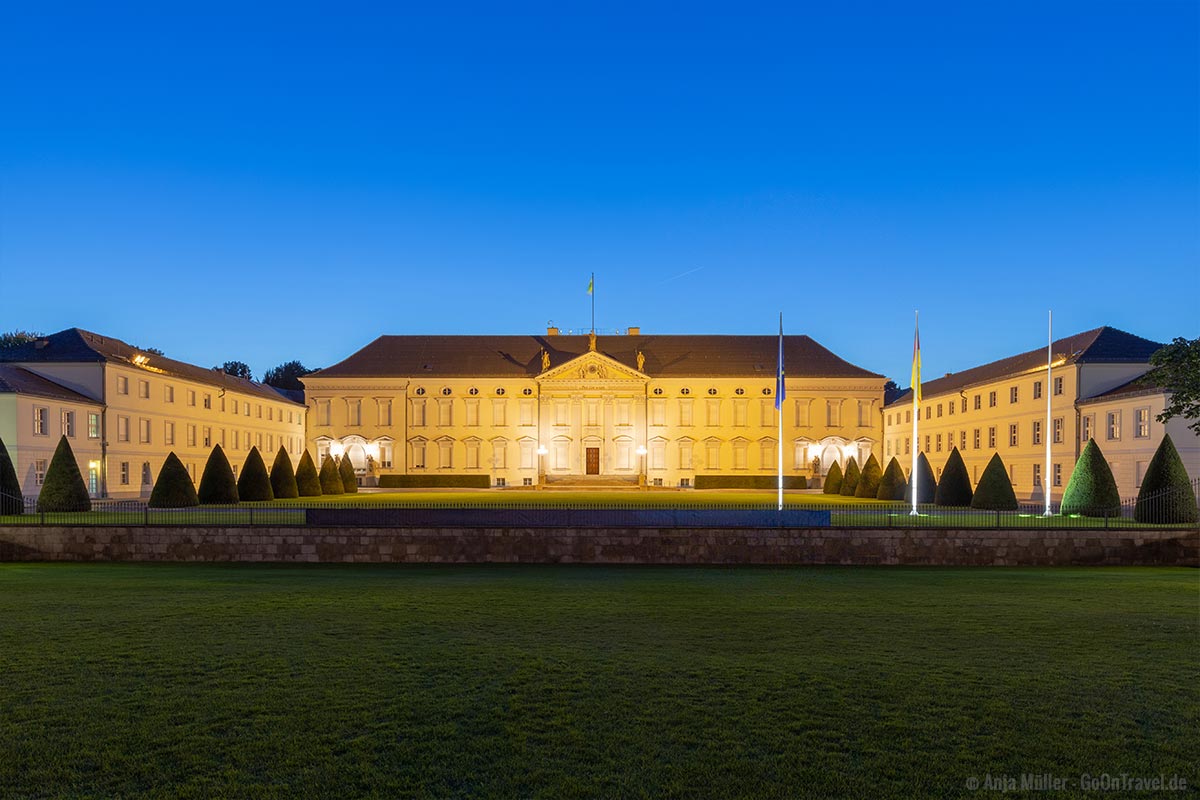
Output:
[{"xmin": 2, "ymin": 482, "xmax": 1198, "ymax": 530}]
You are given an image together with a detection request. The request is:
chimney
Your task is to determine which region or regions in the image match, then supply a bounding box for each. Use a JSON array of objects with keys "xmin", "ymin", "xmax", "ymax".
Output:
[
  {"xmin": 547, "ymin": 326, "xmax": 559, "ymax": 336},
  {"xmin": 627, "ymin": 326, "xmax": 640, "ymax": 336}
]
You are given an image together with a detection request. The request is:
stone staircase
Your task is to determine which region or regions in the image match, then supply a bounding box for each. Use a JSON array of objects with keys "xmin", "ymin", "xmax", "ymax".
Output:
[{"xmin": 542, "ymin": 474, "xmax": 641, "ymax": 490}]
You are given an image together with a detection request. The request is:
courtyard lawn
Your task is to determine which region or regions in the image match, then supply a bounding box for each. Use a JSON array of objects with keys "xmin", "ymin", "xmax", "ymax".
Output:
[{"xmin": 0, "ymin": 565, "xmax": 1195, "ymax": 799}]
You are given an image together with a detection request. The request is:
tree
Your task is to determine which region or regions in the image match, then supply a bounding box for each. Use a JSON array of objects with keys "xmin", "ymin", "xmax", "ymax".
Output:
[
  {"xmin": 970, "ymin": 453, "xmax": 1018, "ymax": 510},
  {"xmin": 876, "ymin": 457, "xmax": 907, "ymax": 501},
  {"xmin": 295, "ymin": 451, "xmax": 322, "ymax": 497},
  {"xmin": 148, "ymin": 453, "xmax": 199, "ymax": 508},
  {"xmin": 1134, "ymin": 434, "xmax": 1199, "ymax": 524},
  {"xmin": 270, "ymin": 446, "xmax": 299, "ymax": 499},
  {"xmin": 217, "ymin": 361, "xmax": 254, "ymax": 380},
  {"xmin": 135, "ymin": 346, "xmax": 164, "ymax": 356},
  {"xmin": 36, "ymin": 436, "xmax": 91, "ymax": 512},
  {"xmin": 883, "ymin": 379, "xmax": 904, "ymax": 405},
  {"xmin": 854, "ymin": 454, "xmax": 883, "ymax": 498},
  {"xmin": 903, "ymin": 452, "xmax": 937, "ymax": 504},
  {"xmin": 263, "ymin": 361, "xmax": 318, "ymax": 391},
  {"xmin": 198, "ymin": 445, "xmax": 239, "ymax": 504},
  {"xmin": 839, "ymin": 456, "xmax": 861, "ymax": 496},
  {"xmin": 0, "ymin": 436, "xmax": 23, "ymax": 514},
  {"xmin": 0, "ymin": 330, "xmax": 41, "ymax": 350},
  {"xmin": 935, "ymin": 448, "xmax": 973, "ymax": 507},
  {"xmin": 237, "ymin": 447, "xmax": 274, "ymax": 502},
  {"xmin": 338, "ymin": 455, "xmax": 358, "ymax": 494},
  {"xmin": 822, "ymin": 461, "xmax": 843, "ymax": 495},
  {"xmin": 1060, "ymin": 439, "xmax": 1121, "ymax": 517},
  {"xmin": 1141, "ymin": 337, "xmax": 1200, "ymax": 436},
  {"xmin": 318, "ymin": 455, "xmax": 344, "ymax": 495}
]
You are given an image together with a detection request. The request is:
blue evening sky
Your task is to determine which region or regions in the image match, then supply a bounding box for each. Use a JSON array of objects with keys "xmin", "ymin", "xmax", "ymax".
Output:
[{"xmin": 1, "ymin": 1, "xmax": 1196, "ymax": 385}]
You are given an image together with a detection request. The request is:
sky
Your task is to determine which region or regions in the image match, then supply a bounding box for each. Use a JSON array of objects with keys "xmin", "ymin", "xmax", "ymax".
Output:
[{"xmin": 1, "ymin": 1, "xmax": 1196, "ymax": 386}]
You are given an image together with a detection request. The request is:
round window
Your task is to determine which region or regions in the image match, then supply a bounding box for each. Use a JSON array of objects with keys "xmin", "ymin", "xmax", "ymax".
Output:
[
  {"xmin": 735, "ymin": 387, "xmax": 745, "ymax": 395},
  {"xmin": 653, "ymin": 387, "xmax": 663, "ymax": 395},
  {"xmin": 708, "ymin": 388, "xmax": 718, "ymax": 396},
  {"xmin": 680, "ymin": 388, "xmax": 690, "ymax": 395},
  {"xmin": 523, "ymin": 388, "xmax": 533, "ymax": 396},
  {"xmin": 468, "ymin": 387, "xmax": 479, "ymax": 395},
  {"xmin": 415, "ymin": 387, "xmax": 425, "ymax": 396},
  {"xmin": 441, "ymin": 387, "xmax": 452, "ymax": 396},
  {"xmin": 496, "ymin": 388, "xmax": 506, "ymax": 396}
]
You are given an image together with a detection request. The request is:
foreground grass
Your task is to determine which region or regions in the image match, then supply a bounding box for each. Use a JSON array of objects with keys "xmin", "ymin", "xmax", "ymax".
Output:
[{"xmin": 0, "ymin": 565, "xmax": 1195, "ymax": 798}]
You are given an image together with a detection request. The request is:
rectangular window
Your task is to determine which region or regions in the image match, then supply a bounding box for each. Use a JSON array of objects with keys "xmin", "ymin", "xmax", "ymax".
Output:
[
  {"xmin": 493, "ymin": 440, "xmax": 507, "ymax": 469},
  {"xmin": 203, "ymin": 394, "xmax": 212, "ymax": 410},
  {"xmin": 1033, "ymin": 381, "xmax": 1042, "ymax": 400},
  {"xmin": 1053, "ymin": 463, "xmax": 1062, "ymax": 487},
  {"xmin": 554, "ymin": 400, "xmax": 569, "ymax": 426},
  {"xmin": 758, "ymin": 440, "xmax": 774, "ymax": 470},
  {"xmin": 378, "ymin": 399, "xmax": 393, "ymax": 426},
  {"xmin": 138, "ymin": 380, "xmax": 150, "ymax": 399},
  {"xmin": 88, "ymin": 413, "xmax": 100, "ymax": 439},
  {"xmin": 1033, "ymin": 463, "xmax": 1042, "ymax": 486},
  {"xmin": 117, "ymin": 415, "xmax": 130, "ymax": 442},
  {"xmin": 925, "ymin": 406, "xmax": 931, "ymax": 420},
  {"xmin": 973, "ymin": 429, "xmax": 981, "ymax": 449},
  {"xmin": 858, "ymin": 401, "xmax": 870, "ymax": 427},
  {"xmin": 256, "ymin": 405, "xmax": 262, "ymax": 419},
  {"xmin": 707, "ymin": 399, "xmax": 721, "ymax": 426},
  {"xmin": 988, "ymin": 427, "xmax": 996, "ymax": 449},
  {"xmin": 117, "ymin": 376, "xmax": 129, "ymax": 395},
  {"xmin": 1053, "ymin": 417, "xmax": 1064, "ymax": 444},
  {"xmin": 960, "ymin": 431, "xmax": 967, "ymax": 450},
  {"xmin": 33, "ymin": 407, "xmax": 48, "ymax": 435},
  {"xmin": 961, "ymin": 398, "xmax": 967, "ymax": 413},
  {"xmin": 1009, "ymin": 424, "xmax": 1018, "ymax": 447},
  {"xmin": 1054, "ymin": 377, "xmax": 1064, "ymax": 396},
  {"xmin": 678, "ymin": 440, "xmax": 693, "ymax": 470},
  {"xmin": 498, "ymin": 399, "xmax": 514, "ymax": 427},
  {"xmin": 232, "ymin": 430, "xmax": 239, "ymax": 451},
  {"xmin": 974, "ymin": 394, "xmax": 981, "ymax": 411},
  {"xmin": 650, "ymin": 399, "xmax": 666, "ymax": 426},
  {"xmin": 936, "ymin": 403, "xmax": 943, "ymax": 418},
  {"xmin": 465, "ymin": 440, "xmax": 479, "ymax": 469},
  {"xmin": 412, "ymin": 441, "xmax": 426, "ymax": 469},
  {"xmin": 411, "ymin": 399, "xmax": 426, "ymax": 427},
  {"xmin": 187, "ymin": 425, "xmax": 196, "ymax": 447},
  {"xmin": 1106, "ymin": 411, "xmax": 1121, "ymax": 440},
  {"xmin": 165, "ymin": 422, "xmax": 175, "ymax": 446},
  {"xmin": 1009, "ymin": 386, "xmax": 1018, "ymax": 404},
  {"xmin": 139, "ymin": 418, "xmax": 151, "ymax": 444},
  {"xmin": 231, "ymin": 400, "xmax": 239, "ymax": 415},
  {"xmin": 947, "ymin": 400, "xmax": 954, "ymax": 416},
  {"xmin": 904, "ymin": 437, "xmax": 910, "ymax": 455},
  {"xmin": 120, "ymin": 462, "xmax": 130, "ymax": 485},
  {"xmin": 650, "ymin": 441, "xmax": 666, "ymax": 471},
  {"xmin": 935, "ymin": 433, "xmax": 942, "ymax": 452},
  {"xmin": 255, "ymin": 433, "xmax": 262, "ymax": 450},
  {"xmin": 905, "ymin": 410, "xmax": 911, "ymax": 423},
  {"xmin": 202, "ymin": 426, "xmax": 211, "ymax": 448},
  {"xmin": 243, "ymin": 403, "xmax": 250, "ymax": 417},
  {"xmin": 988, "ymin": 391, "xmax": 997, "ymax": 408},
  {"xmin": 515, "ymin": 399, "xmax": 533, "ymax": 427},
  {"xmin": 1134, "ymin": 408, "xmax": 1150, "ymax": 438},
  {"xmin": 762, "ymin": 399, "xmax": 776, "ymax": 427},
  {"xmin": 924, "ymin": 435, "xmax": 930, "ymax": 452},
  {"xmin": 61, "ymin": 410, "xmax": 75, "ymax": 437},
  {"xmin": 705, "ymin": 440, "xmax": 720, "ymax": 470},
  {"xmin": 795, "ymin": 400, "xmax": 810, "ymax": 427},
  {"xmin": 585, "ymin": 400, "xmax": 599, "ymax": 426},
  {"xmin": 679, "ymin": 399, "xmax": 693, "ymax": 426},
  {"xmin": 1032, "ymin": 420, "xmax": 1042, "ymax": 446},
  {"xmin": 347, "ymin": 399, "xmax": 362, "ymax": 426},
  {"xmin": 188, "ymin": 390, "xmax": 196, "ymax": 406},
  {"xmin": 733, "ymin": 443, "xmax": 747, "ymax": 470},
  {"xmin": 826, "ymin": 400, "xmax": 840, "ymax": 427},
  {"xmin": 379, "ymin": 443, "xmax": 393, "ymax": 469},
  {"xmin": 165, "ymin": 385, "xmax": 174, "ymax": 403},
  {"xmin": 732, "ymin": 400, "xmax": 747, "ymax": 427},
  {"xmin": 438, "ymin": 399, "xmax": 453, "ymax": 427},
  {"xmin": 34, "ymin": 459, "xmax": 47, "ymax": 486},
  {"xmin": 616, "ymin": 399, "xmax": 631, "ymax": 426},
  {"xmin": 465, "ymin": 399, "xmax": 479, "ymax": 427},
  {"xmin": 1081, "ymin": 415, "xmax": 1093, "ymax": 442}
]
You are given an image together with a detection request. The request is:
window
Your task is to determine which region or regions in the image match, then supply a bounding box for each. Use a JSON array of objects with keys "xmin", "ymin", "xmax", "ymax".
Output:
[
  {"xmin": 960, "ymin": 431, "xmax": 967, "ymax": 450},
  {"xmin": 515, "ymin": 399, "xmax": 531, "ymax": 427},
  {"xmin": 117, "ymin": 376, "xmax": 129, "ymax": 394},
  {"xmin": 117, "ymin": 416, "xmax": 130, "ymax": 442},
  {"xmin": 650, "ymin": 441, "xmax": 666, "ymax": 471},
  {"xmin": 762, "ymin": 399, "xmax": 776, "ymax": 426},
  {"xmin": 936, "ymin": 403, "xmax": 943, "ymax": 418},
  {"xmin": 165, "ymin": 421, "xmax": 175, "ymax": 446},
  {"xmin": 202, "ymin": 427, "xmax": 211, "ymax": 448},
  {"xmin": 317, "ymin": 399, "xmax": 333, "ymax": 425},
  {"xmin": 1054, "ymin": 463, "xmax": 1062, "ymax": 487},
  {"xmin": 347, "ymin": 399, "xmax": 362, "ymax": 426},
  {"xmin": 961, "ymin": 398, "xmax": 967, "ymax": 413},
  {"xmin": 187, "ymin": 390, "xmax": 196, "ymax": 406},
  {"xmin": 924, "ymin": 435, "xmax": 930, "ymax": 452},
  {"xmin": 411, "ymin": 399, "xmax": 426, "ymax": 427},
  {"xmin": 904, "ymin": 437, "xmax": 910, "ymax": 455},
  {"xmin": 650, "ymin": 399, "xmax": 667, "ymax": 426},
  {"xmin": 243, "ymin": 403, "xmax": 250, "ymax": 417},
  {"xmin": 120, "ymin": 462, "xmax": 130, "ymax": 485},
  {"xmin": 139, "ymin": 418, "xmax": 151, "ymax": 444},
  {"xmin": 554, "ymin": 400, "xmax": 569, "ymax": 426},
  {"xmin": 378, "ymin": 399, "xmax": 393, "ymax": 426},
  {"xmin": 905, "ymin": 410, "xmax": 911, "ymax": 423},
  {"xmin": 1081, "ymin": 415, "xmax": 1093, "ymax": 442},
  {"xmin": 925, "ymin": 407, "xmax": 931, "ymax": 420},
  {"xmin": 974, "ymin": 394, "xmax": 981, "ymax": 410},
  {"xmin": 1053, "ymin": 417, "xmax": 1064, "ymax": 444},
  {"xmin": 494, "ymin": 439, "xmax": 507, "ymax": 469},
  {"xmin": 973, "ymin": 429, "xmax": 981, "ymax": 449},
  {"xmin": 1033, "ymin": 463, "xmax": 1041, "ymax": 486},
  {"xmin": 988, "ymin": 391, "xmax": 997, "ymax": 408},
  {"xmin": 678, "ymin": 440, "xmax": 693, "ymax": 470},
  {"xmin": 988, "ymin": 427, "xmax": 996, "ymax": 449},
  {"xmin": 585, "ymin": 400, "xmax": 599, "ymax": 426},
  {"xmin": 826, "ymin": 400, "xmax": 840, "ymax": 427},
  {"xmin": 203, "ymin": 394, "xmax": 212, "ymax": 410},
  {"xmin": 60, "ymin": 410, "xmax": 75, "ymax": 437},
  {"xmin": 187, "ymin": 425, "xmax": 196, "ymax": 447},
  {"xmin": 1032, "ymin": 420, "xmax": 1042, "ymax": 446},
  {"xmin": 465, "ymin": 440, "xmax": 480, "ymax": 469},
  {"xmin": 935, "ymin": 433, "xmax": 942, "ymax": 452},
  {"xmin": 1009, "ymin": 424, "xmax": 1018, "ymax": 447},
  {"xmin": 232, "ymin": 430, "xmax": 240, "ymax": 451},
  {"xmin": 794, "ymin": 400, "xmax": 809, "ymax": 427},
  {"xmin": 142, "ymin": 462, "xmax": 152, "ymax": 485},
  {"xmin": 412, "ymin": 440, "xmax": 427, "ymax": 469},
  {"xmin": 379, "ymin": 442, "xmax": 393, "ymax": 469},
  {"xmin": 705, "ymin": 440, "xmax": 721, "ymax": 470},
  {"xmin": 33, "ymin": 407, "xmax": 48, "ymax": 435},
  {"xmin": 34, "ymin": 459, "xmax": 47, "ymax": 486},
  {"xmin": 138, "ymin": 380, "xmax": 150, "ymax": 399},
  {"xmin": 858, "ymin": 401, "xmax": 871, "ymax": 427},
  {"xmin": 759, "ymin": 440, "xmax": 775, "ymax": 469},
  {"xmin": 732, "ymin": 440, "xmax": 748, "ymax": 470},
  {"xmin": 465, "ymin": 399, "xmax": 479, "ymax": 427},
  {"xmin": 1033, "ymin": 381, "xmax": 1042, "ymax": 400},
  {"xmin": 495, "ymin": 399, "xmax": 512, "ymax": 427},
  {"xmin": 1134, "ymin": 408, "xmax": 1150, "ymax": 438},
  {"xmin": 88, "ymin": 413, "xmax": 100, "ymax": 439},
  {"xmin": 1106, "ymin": 411, "xmax": 1121, "ymax": 440},
  {"xmin": 256, "ymin": 404, "xmax": 263, "ymax": 418},
  {"xmin": 1009, "ymin": 386, "xmax": 1018, "ymax": 404},
  {"xmin": 438, "ymin": 440, "xmax": 453, "ymax": 469},
  {"xmin": 707, "ymin": 399, "xmax": 721, "ymax": 426},
  {"xmin": 679, "ymin": 399, "xmax": 693, "ymax": 426},
  {"xmin": 947, "ymin": 400, "xmax": 954, "ymax": 416},
  {"xmin": 732, "ymin": 400, "xmax": 747, "ymax": 427},
  {"xmin": 1054, "ymin": 377, "xmax": 1063, "ymax": 396}
]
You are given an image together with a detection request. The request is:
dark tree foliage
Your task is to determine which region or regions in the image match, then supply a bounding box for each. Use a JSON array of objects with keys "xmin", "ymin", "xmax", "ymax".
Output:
[
  {"xmin": 839, "ymin": 457, "xmax": 861, "ymax": 496},
  {"xmin": 0, "ymin": 330, "xmax": 42, "ymax": 350},
  {"xmin": 295, "ymin": 450, "xmax": 322, "ymax": 497},
  {"xmin": 36, "ymin": 436, "xmax": 92, "ymax": 512},
  {"xmin": 1060, "ymin": 439, "xmax": 1122, "ymax": 517},
  {"xmin": 216, "ymin": 361, "xmax": 254, "ymax": 380},
  {"xmin": 0, "ymin": 436, "xmax": 24, "ymax": 514},
  {"xmin": 1134, "ymin": 434, "xmax": 1199, "ymax": 524},
  {"xmin": 877, "ymin": 457, "xmax": 907, "ymax": 501},
  {"xmin": 1141, "ymin": 337, "xmax": 1200, "ymax": 436},
  {"xmin": 935, "ymin": 448, "xmax": 973, "ymax": 507},
  {"xmin": 198, "ymin": 445, "xmax": 239, "ymax": 504},
  {"xmin": 318, "ymin": 455, "xmax": 344, "ymax": 495},
  {"xmin": 338, "ymin": 455, "xmax": 358, "ymax": 494},
  {"xmin": 854, "ymin": 454, "xmax": 883, "ymax": 498},
  {"xmin": 270, "ymin": 446, "xmax": 299, "ymax": 499},
  {"xmin": 903, "ymin": 452, "xmax": 937, "ymax": 504},
  {"xmin": 263, "ymin": 361, "xmax": 318, "ymax": 391},
  {"xmin": 237, "ymin": 447, "xmax": 275, "ymax": 502},
  {"xmin": 970, "ymin": 453, "xmax": 1018, "ymax": 510},
  {"xmin": 148, "ymin": 452, "xmax": 199, "ymax": 508},
  {"xmin": 135, "ymin": 346, "xmax": 165, "ymax": 356},
  {"xmin": 822, "ymin": 461, "xmax": 843, "ymax": 495}
]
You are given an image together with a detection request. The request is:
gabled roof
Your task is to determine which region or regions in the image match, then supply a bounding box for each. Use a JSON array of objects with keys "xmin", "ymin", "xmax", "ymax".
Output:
[
  {"xmin": 0, "ymin": 365, "xmax": 99, "ymax": 404},
  {"xmin": 0, "ymin": 328, "xmax": 304, "ymax": 406},
  {"xmin": 1077, "ymin": 375, "xmax": 1165, "ymax": 405},
  {"xmin": 885, "ymin": 327, "xmax": 1164, "ymax": 408},
  {"xmin": 307, "ymin": 334, "xmax": 882, "ymax": 380}
]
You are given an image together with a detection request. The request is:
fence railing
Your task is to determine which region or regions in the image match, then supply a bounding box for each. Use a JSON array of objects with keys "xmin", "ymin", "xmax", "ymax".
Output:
[{"xmin": 2, "ymin": 482, "xmax": 1197, "ymax": 530}]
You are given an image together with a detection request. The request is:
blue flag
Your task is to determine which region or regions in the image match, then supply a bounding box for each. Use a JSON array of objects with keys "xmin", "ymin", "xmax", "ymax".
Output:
[{"xmin": 775, "ymin": 313, "xmax": 786, "ymax": 411}]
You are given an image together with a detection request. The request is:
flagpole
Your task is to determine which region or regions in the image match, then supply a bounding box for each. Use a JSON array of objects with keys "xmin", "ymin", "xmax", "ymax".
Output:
[
  {"xmin": 911, "ymin": 311, "xmax": 920, "ymax": 516},
  {"xmin": 777, "ymin": 312, "xmax": 784, "ymax": 512},
  {"xmin": 1044, "ymin": 310, "xmax": 1053, "ymax": 516},
  {"xmin": 591, "ymin": 272, "xmax": 595, "ymax": 335}
]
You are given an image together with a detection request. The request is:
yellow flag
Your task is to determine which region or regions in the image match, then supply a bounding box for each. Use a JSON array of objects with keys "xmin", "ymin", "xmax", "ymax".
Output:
[{"xmin": 587, "ymin": 276, "xmax": 594, "ymax": 295}]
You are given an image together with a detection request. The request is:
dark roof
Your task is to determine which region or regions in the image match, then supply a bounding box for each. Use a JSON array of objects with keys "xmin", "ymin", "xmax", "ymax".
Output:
[
  {"xmin": 0, "ymin": 328, "xmax": 304, "ymax": 406},
  {"xmin": 0, "ymin": 365, "xmax": 99, "ymax": 404},
  {"xmin": 307, "ymin": 334, "xmax": 883, "ymax": 380},
  {"xmin": 1078, "ymin": 374, "xmax": 1163, "ymax": 404},
  {"xmin": 885, "ymin": 327, "xmax": 1164, "ymax": 408}
]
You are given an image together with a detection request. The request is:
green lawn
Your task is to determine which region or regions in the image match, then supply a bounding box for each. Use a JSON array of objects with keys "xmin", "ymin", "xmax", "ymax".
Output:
[{"xmin": 0, "ymin": 565, "xmax": 1195, "ymax": 798}]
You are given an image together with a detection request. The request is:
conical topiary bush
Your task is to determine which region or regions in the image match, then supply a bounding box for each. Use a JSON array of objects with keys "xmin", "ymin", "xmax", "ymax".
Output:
[
  {"xmin": 36, "ymin": 436, "xmax": 91, "ymax": 512},
  {"xmin": 935, "ymin": 448, "xmax": 973, "ymax": 507},
  {"xmin": 822, "ymin": 461, "xmax": 843, "ymax": 495},
  {"xmin": 903, "ymin": 452, "xmax": 937, "ymax": 504},
  {"xmin": 839, "ymin": 457, "xmax": 861, "ymax": 496},
  {"xmin": 198, "ymin": 444, "xmax": 239, "ymax": 504},
  {"xmin": 854, "ymin": 454, "xmax": 882, "ymax": 498},
  {"xmin": 148, "ymin": 452, "xmax": 199, "ymax": 508},
  {"xmin": 270, "ymin": 446, "xmax": 299, "ymax": 499},
  {"xmin": 1135, "ymin": 434, "xmax": 1199, "ymax": 524},
  {"xmin": 295, "ymin": 450, "xmax": 322, "ymax": 497},
  {"xmin": 318, "ymin": 455, "xmax": 344, "ymax": 495},
  {"xmin": 877, "ymin": 457, "xmax": 907, "ymax": 501},
  {"xmin": 338, "ymin": 454, "xmax": 358, "ymax": 494},
  {"xmin": 0, "ymin": 436, "xmax": 22, "ymax": 514},
  {"xmin": 970, "ymin": 453, "xmax": 1018, "ymax": 510},
  {"xmin": 1060, "ymin": 439, "xmax": 1121, "ymax": 517},
  {"xmin": 237, "ymin": 446, "xmax": 274, "ymax": 502}
]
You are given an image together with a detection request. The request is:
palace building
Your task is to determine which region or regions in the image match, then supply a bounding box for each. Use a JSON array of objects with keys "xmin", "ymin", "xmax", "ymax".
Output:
[
  {"xmin": 881, "ymin": 326, "xmax": 1199, "ymax": 501},
  {"xmin": 0, "ymin": 329, "xmax": 307, "ymax": 499},
  {"xmin": 300, "ymin": 328, "xmax": 887, "ymax": 488}
]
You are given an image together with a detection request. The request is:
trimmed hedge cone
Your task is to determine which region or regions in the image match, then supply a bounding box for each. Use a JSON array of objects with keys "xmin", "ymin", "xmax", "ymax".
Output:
[
  {"xmin": 198, "ymin": 445, "xmax": 239, "ymax": 504},
  {"xmin": 36, "ymin": 436, "xmax": 91, "ymax": 512},
  {"xmin": 839, "ymin": 457, "xmax": 861, "ymax": 496},
  {"xmin": 295, "ymin": 450, "xmax": 322, "ymax": 497},
  {"xmin": 935, "ymin": 448, "xmax": 973, "ymax": 507},
  {"xmin": 904, "ymin": 452, "xmax": 937, "ymax": 504},
  {"xmin": 822, "ymin": 461, "xmax": 843, "ymax": 495},
  {"xmin": 338, "ymin": 454, "xmax": 358, "ymax": 494},
  {"xmin": 318, "ymin": 455, "xmax": 344, "ymax": 495},
  {"xmin": 0, "ymin": 436, "xmax": 22, "ymax": 514},
  {"xmin": 1135, "ymin": 434, "xmax": 1198, "ymax": 524},
  {"xmin": 270, "ymin": 446, "xmax": 299, "ymax": 499},
  {"xmin": 237, "ymin": 447, "xmax": 275, "ymax": 502},
  {"xmin": 854, "ymin": 454, "xmax": 882, "ymax": 498},
  {"xmin": 970, "ymin": 453, "xmax": 1018, "ymax": 510},
  {"xmin": 1060, "ymin": 439, "xmax": 1121, "ymax": 517},
  {"xmin": 149, "ymin": 452, "xmax": 199, "ymax": 508},
  {"xmin": 877, "ymin": 457, "xmax": 907, "ymax": 501}
]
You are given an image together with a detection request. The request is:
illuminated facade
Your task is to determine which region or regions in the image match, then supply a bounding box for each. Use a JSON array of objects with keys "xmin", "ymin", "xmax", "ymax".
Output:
[{"xmin": 301, "ymin": 328, "xmax": 887, "ymax": 487}]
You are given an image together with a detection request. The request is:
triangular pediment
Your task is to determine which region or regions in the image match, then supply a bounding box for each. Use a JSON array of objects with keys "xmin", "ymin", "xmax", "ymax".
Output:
[{"xmin": 535, "ymin": 351, "xmax": 649, "ymax": 384}]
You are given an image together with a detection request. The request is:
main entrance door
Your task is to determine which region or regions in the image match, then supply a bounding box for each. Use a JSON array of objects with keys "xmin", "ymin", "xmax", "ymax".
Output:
[{"xmin": 585, "ymin": 447, "xmax": 600, "ymax": 475}]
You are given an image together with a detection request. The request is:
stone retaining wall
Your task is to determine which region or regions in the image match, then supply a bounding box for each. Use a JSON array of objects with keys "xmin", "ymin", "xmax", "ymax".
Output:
[{"xmin": 1, "ymin": 526, "xmax": 1197, "ymax": 565}]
